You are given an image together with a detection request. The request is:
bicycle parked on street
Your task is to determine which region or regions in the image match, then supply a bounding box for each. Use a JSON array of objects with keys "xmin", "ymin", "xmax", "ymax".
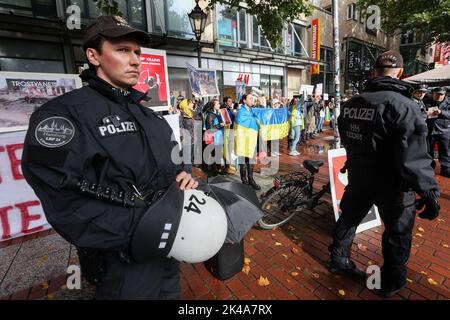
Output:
[{"xmin": 258, "ymin": 160, "xmax": 331, "ymax": 229}]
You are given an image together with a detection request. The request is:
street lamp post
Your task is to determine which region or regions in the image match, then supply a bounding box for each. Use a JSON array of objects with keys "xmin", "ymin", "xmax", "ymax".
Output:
[{"xmin": 188, "ymin": 0, "xmax": 208, "ymax": 68}]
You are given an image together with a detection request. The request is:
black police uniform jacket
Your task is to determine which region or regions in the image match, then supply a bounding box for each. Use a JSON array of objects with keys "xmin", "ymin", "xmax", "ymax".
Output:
[
  {"xmin": 426, "ymin": 97, "xmax": 450, "ymax": 137},
  {"xmin": 338, "ymin": 77, "xmax": 438, "ymax": 206},
  {"xmin": 21, "ymin": 70, "xmax": 183, "ymax": 252}
]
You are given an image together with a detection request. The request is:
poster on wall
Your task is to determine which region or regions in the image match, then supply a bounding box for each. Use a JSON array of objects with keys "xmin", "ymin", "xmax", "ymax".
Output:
[
  {"xmin": 0, "ymin": 72, "xmax": 82, "ymax": 133},
  {"xmin": 186, "ymin": 63, "xmax": 220, "ymax": 98},
  {"xmin": 0, "ymin": 130, "xmax": 51, "ymax": 241},
  {"xmin": 133, "ymin": 48, "xmax": 171, "ymax": 112},
  {"xmin": 328, "ymin": 148, "xmax": 382, "ymax": 233}
]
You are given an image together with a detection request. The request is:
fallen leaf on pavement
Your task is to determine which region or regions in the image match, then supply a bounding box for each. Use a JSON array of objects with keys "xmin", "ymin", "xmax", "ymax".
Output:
[
  {"xmin": 418, "ymin": 227, "xmax": 425, "ymax": 232},
  {"xmin": 275, "ymin": 242, "xmax": 283, "ymax": 246},
  {"xmin": 257, "ymin": 276, "xmax": 270, "ymax": 287},
  {"xmin": 291, "ymin": 247, "xmax": 299, "ymax": 254},
  {"xmin": 338, "ymin": 290, "xmax": 346, "ymax": 296},
  {"xmin": 367, "ymin": 261, "xmax": 373, "ymax": 265},
  {"xmin": 271, "ymin": 233, "xmax": 276, "ymax": 237},
  {"xmin": 357, "ymin": 243, "xmax": 367, "ymax": 252},
  {"xmin": 244, "ymin": 258, "xmax": 251, "ymax": 265},
  {"xmin": 312, "ymin": 272, "xmax": 320, "ymax": 279},
  {"xmin": 287, "ymin": 226, "xmax": 296, "ymax": 231},
  {"xmin": 442, "ymin": 243, "xmax": 449, "ymax": 248},
  {"xmin": 427, "ymin": 278, "xmax": 438, "ymax": 286},
  {"xmin": 286, "ymin": 279, "xmax": 291, "ymax": 283},
  {"xmin": 282, "ymin": 254, "xmax": 289, "ymax": 259},
  {"xmin": 249, "ymin": 237, "xmax": 255, "ymax": 241},
  {"xmin": 406, "ymin": 278, "xmax": 413, "ymax": 283},
  {"xmin": 415, "ymin": 233, "xmax": 423, "ymax": 237},
  {"xmin": 242, "ymin": 265, "xmax": 251, "ymax": 275},
  {"xmin": 437, "ymin": 219, "xmax": 445, "ymax": 223},
  {"xmin": 291, "ymin": 272, "xmax": 299, "ymax": 277},
  {"xmin": 420, "ymin": 271, "xmax": 428, "ymax": 276}
]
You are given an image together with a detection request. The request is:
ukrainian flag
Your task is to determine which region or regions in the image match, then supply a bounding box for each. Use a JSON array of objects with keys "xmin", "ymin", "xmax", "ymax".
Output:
[
  {"xmin": 234, "ymin": 106, "xmax": 259, "ymax": 158},
  {"xmin": 253, "ymin": 108, "xmax": 290, "ymax": 141}
]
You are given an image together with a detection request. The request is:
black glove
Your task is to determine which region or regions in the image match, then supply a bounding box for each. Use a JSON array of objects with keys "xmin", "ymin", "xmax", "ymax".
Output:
[{"xmin": 416, "ymin": 189, "xmax": 440, "ymax": 220}]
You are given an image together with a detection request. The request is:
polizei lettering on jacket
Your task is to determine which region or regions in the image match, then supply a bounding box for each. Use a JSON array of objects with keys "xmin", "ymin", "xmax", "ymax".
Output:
[
  {"xmin": 343, "ymin": 106, "xmax": 376, "ymax": 121},
  {"xmin": 98, "ymin": 121, "xmax": 138, "ymax": 137}
]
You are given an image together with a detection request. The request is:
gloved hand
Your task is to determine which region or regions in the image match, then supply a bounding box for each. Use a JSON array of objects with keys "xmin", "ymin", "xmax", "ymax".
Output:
[{"xmin": 416, "ymin": 189, "xmax": 440, "ymax": 220}]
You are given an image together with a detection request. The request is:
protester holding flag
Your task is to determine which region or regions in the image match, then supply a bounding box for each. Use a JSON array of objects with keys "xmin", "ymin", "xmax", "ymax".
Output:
[
  {"xmin": 288, "ymin": 98, "xmax": 304, "ymax": 156},
  {"xmin": 205, "ymin": 98, "xmax": 226, "ymax": 176},
  {"xmin": 234, "ymin": 94, "xmax": 261, "ymax": 190}
]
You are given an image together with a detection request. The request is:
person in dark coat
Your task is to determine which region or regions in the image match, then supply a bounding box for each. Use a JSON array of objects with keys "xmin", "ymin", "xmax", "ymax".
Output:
[
  {"xmin": 425, "ymin": 87, "xmax": 450, "ymax": 177},
  {"xmin": 21, "ymin": 16, "xmax": 197, "ymax": 300},
  {"xmin": 328, "ymin": 51, "xmax": 440, "ymax": 298}
]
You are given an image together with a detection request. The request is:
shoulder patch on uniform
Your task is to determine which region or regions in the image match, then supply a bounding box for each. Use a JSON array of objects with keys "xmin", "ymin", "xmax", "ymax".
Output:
[{"xmin": 34, "ymin": 116, "xmax": 75, "ymax": 148}]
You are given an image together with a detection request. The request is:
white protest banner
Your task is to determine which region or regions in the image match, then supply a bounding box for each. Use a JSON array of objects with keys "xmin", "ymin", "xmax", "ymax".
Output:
[
  {"xmin": 0, "ymin": 72, "xmax": 82, "ymax": 133},
  {"xmin": 315, "ymin": 83, "xmax": 323, "ymax": 95},
  {"xmin": 0, "ymin": 130, "xmax": 51, "ymax": 241},
  {"xmin": 163, "ymin": 114, "xmax": 181, "ymax": 146},
  {"xmin": 328, "ymin": 148, "xmax": 381, "ymax": 233},
  {"xmin": 299, "ymin": 84, "xmax": 314, "ymax": 95},
  {"xmin": 323, "ymin": 93, "xmax": 329, "ymax": 101}
]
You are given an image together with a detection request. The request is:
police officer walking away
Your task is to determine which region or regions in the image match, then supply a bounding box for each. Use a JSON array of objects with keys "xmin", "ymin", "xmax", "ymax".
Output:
[
  {"xmin": 327, "ymin": 51, "xmax": 440, "ymax": 297},
  {"xmin": 426, "ymin": 87, "xmax": 450, "ymax": 177},
  {"xmin": 21, "ymin": 16, "xmax": 198, "ymax": 299}
]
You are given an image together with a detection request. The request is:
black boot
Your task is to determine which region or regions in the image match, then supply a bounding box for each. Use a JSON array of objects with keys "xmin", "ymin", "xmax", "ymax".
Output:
[
  {"xmin": 247, "ymin": 164, "xmax": 261, "ymax": 190},
  {"xmin": 326, "ymin": 258, "xmax": 366, "ymax": 280},
  {"xmin": 441, "ymin": 167, "xmax": 450, "ymax": 178},
  {"xmin": 239, "ymin": 164, "xmax": 249, "ymax": 185}
]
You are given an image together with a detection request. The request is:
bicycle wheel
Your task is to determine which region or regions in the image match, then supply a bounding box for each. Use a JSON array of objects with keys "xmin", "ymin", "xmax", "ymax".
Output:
[{"xmin": 258, "ymin": 183, "xmax": 309, "ymax": 229}]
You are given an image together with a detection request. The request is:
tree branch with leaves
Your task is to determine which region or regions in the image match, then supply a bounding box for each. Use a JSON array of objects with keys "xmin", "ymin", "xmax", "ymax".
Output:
[{"xmin": 357, "ymin": 0, "xmax": 450, "ymax": 44}]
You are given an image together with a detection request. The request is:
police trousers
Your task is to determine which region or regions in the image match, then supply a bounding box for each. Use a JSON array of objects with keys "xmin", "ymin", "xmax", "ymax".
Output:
[
  {"xmin": 429, "ymin": 134, "xmax": 450, "ymax": 171},
  {"xmin": 94, "ymin": 253, "xmax": 180, "ymax": 300},
  {"xmin": 329, "ymin": 174, "xmax": 416, "ymax": 289}
]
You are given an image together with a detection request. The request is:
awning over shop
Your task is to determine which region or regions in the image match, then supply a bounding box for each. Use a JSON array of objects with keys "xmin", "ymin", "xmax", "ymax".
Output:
[{"xmin": 403, "ymin": 65, "xmax": 450, "ymax": 86}]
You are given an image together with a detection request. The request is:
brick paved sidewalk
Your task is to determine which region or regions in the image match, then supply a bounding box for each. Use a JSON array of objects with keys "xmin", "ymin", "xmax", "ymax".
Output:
[{"xmin": 1, "ymin": 129, "xmax": 449, "ymax": 300}]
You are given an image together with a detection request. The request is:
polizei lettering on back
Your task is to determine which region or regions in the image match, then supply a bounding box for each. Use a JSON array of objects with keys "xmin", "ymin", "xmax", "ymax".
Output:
[
  {"xmin": 343, "ymin": 107, "xmax": 376, "ymax": 121},
  {"xmin": 98, "ymin": 121, "xmax": 138, "ymax": 138}
]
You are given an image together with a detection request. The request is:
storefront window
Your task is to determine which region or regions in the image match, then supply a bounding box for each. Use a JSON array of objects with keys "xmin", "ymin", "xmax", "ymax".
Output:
[
  {"xmin": 168, "ymin": 67, "xmax": 192, "ymax": 102},
  {"xmin": 346, "ymin": 40, "xmax": 382, "ymax": 93}
]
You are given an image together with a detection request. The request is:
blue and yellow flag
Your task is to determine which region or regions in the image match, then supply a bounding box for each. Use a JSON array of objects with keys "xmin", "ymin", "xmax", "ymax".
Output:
[
  {"xmin": 252, "ymin": 108, "xmax": 290, "ymax": 141},
  {"xmin": 234, "ymin": 106, "xmax": 259, "ymax": 158}
]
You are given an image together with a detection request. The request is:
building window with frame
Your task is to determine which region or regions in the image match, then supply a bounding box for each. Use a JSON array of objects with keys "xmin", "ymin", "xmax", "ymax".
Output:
[
  {"xmin": 347, "ymin": 3, "xmax": 358, "ymax": 21},
  {"xmin": 252, "ymin": 17, "xmax": 271, "ymax": 51},
  {"xmin": 0, "ymin": 37, "xmax": 65, "ymax": 73},
  {"xmin": 217, "ymin": 4, "xmax": 247, "ymax": 48},
  {"xmin": 286, "ymin": 23, "xmax": 307, "ymax": 58},
  {"xmin": 0, "ymin": 0, "xmax": 57, "ymax": 19}
]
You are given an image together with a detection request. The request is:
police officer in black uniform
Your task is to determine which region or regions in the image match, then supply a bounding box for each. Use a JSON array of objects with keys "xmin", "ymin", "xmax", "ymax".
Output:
[
  {"xmin": 21, "ymin": 16, "xmax": 198, "ymax": 299},
  {"xmin": 327, "ymin": 51, "xmax": 440, "ymax": 297},
  {"xmin": 411, "ymin": 84, "xmax": 428, "ymax": 119},
  {"xmin": 426, "ymin": 87, "xmax": 450, "ymax": 177}
]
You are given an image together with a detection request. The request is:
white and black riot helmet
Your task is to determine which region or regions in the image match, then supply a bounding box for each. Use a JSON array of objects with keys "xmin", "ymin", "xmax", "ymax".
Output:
[{"xmin": 131, "ymin": 182, "xmax": 227, "ymax": 264}]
